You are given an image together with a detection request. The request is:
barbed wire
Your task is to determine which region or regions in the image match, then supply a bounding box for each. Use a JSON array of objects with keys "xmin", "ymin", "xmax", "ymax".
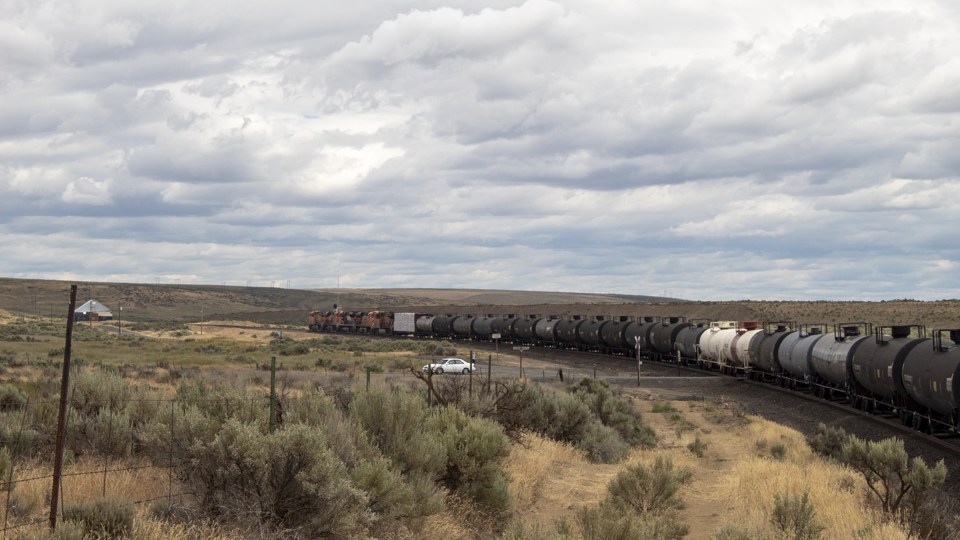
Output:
[{"xmin": 0, "ymin": 393, "xmax": 274, "ymax": 536}]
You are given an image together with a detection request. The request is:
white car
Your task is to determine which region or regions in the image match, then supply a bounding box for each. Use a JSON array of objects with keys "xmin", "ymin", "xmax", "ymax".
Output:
[{"xmin": 422, "ymin": 358, "xmax": 476, "ymax": 375}]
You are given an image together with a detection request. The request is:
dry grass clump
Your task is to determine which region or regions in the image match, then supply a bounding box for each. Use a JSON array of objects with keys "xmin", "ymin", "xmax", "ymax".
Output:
[
  {"xmin": 12, "ymin": 510, "xmax": 243, "ymax": 540},
  {"xmin": 717, "ymin": 419, "xmax": 908, "ymax": 540},
  {"xmin": 504, "ymin": 432, "xmax": 589, "ymax": 504},
  {"xmin": 3, "ymin": 457, "xmax": 176, "ymax": 528},
  {"xmin": 623, "ymin": 447, "xmax": 700, "ymax": 472}
]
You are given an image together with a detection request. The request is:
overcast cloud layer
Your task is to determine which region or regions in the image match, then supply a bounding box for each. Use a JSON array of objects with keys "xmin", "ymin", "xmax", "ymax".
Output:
[{"xmin": 2, "ymin": 0, "xmax": 959, "ymax": 300}]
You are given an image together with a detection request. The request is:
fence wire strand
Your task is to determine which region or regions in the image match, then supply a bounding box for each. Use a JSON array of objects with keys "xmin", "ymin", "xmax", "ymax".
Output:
[{"xmin": 0, "ymin": 394, "xmax": 261, "ymax": 535}]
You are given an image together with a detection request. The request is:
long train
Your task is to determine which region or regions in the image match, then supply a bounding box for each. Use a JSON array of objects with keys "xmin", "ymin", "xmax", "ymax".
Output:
[{"xmin": 308, "ymin": 310, "xmax": 959, "ymax": 435}]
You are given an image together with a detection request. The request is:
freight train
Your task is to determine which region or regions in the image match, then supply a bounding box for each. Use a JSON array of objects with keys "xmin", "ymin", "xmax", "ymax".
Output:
[{"xmin": 307, "ymin": 310, "xmax": 959, "ymax": 435}]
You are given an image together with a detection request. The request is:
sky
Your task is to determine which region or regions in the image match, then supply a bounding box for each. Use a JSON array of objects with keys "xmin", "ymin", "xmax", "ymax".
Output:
[{"xmin": 1, "ymin": 0, "xmax": 959, "ymax": 301}]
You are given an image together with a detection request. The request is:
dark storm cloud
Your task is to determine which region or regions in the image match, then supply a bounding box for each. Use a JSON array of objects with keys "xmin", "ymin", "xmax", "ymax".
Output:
[{"xmin": 1, "ymin": 0, "xmax": 958, "ymax": 299}]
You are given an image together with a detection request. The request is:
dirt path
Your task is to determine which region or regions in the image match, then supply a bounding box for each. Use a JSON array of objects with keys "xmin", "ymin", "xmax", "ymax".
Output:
[
  {"xmin": 633, "ymin": 396, "xmax": 738, "ymax": 538},
  {"xmin": 511, "ymin": 389, "xmax": 753, "ymax": 538}
]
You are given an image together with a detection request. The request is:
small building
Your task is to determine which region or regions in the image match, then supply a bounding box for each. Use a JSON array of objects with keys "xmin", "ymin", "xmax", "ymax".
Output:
[{"xmin": 75, "ymin": 300, "xmax": 113, "ymax": 322}]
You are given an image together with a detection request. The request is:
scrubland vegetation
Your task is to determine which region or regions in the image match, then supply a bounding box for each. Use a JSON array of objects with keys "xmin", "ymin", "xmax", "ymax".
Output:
[{"xmin": 0, "ymin": 316, "xmax": 957, "ymax": 539}]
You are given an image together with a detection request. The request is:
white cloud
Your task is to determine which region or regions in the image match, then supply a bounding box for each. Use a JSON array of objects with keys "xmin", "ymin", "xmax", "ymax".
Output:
[{"xmin": 61, "ymin": 177, "xmax": 113, "ymax": 205}]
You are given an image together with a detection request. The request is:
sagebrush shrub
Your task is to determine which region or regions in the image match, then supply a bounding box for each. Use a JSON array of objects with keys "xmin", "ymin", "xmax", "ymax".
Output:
[
  {"xmin": 181, "ymin": 420, "xmax": 371, "ymax": 537},
  {"xmin": 0, "ymin": 413, "xmax": 35, "ymax": 457},
  {"xmin": 769, "ymin": 488, "xmax": 825, "ymax": 540},
  {"xmin": 427, "ymin": 406, "xmax": 512, "ymax": 512},
  {"xmin": 606, "ymin": 455, "xmax": 693, "ymax": 517},
  {"xmin": 807, "ymin": 423, "xmax": 846, "ymax": 462},
  {"xmin": 688, "ymin": 436, "xmax": 708, "ymax": 458},
  {"xmin": 577, "ymin": 422, "xmax": 630, "ymax": 464},
  {"xmin": 349, "ymin": 456, "xmax": 444, "ymax": 526},
  {"xmin": 70, "ymin": 370, "xmax": 131, "ymax": 416},
  {"xmin": 571, "ymin": 377, "xmax": 657, "ymax": 449},
  {"xmin": 0, "ymin": 383, "xmax": 28, "ymax": 411},
  {"xmin": 576, "ymin": 498, "xmax": 688, "ymax": 540},
  {"xmin": 70, "ymin": 408, "xmax": 133, "ymax": 458},
  {"xmin": 843, "ymin": 435, "xmax": 947, "ymax": 532},
  {"xmin": 350, "ymin": 386, "xmax": 445, "ymax": 476},
  {"xmin": 770, "ymin": 442, "xmax": 787, "ymax": 461}
]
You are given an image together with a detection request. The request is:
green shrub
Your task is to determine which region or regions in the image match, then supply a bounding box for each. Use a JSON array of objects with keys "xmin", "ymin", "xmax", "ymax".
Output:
[
  {"xmin": 577, "ymin": 422, "xmax": 630, "ymax": 464},
  {"xmin": 573, "ymin": 455, "xmax": 692, "ymax": 540},
  {"xmin": 48, "ymin": 347, "xmax": 65, "ymax": 358},
  {"xmin": 842, "ymin": 435, "xmax": 947, "ymax": 533},
  {"xmin": 427, "ymin": 406, "xmax": 512, "ymax": 513},
  {"xmin": 70, "ymin": 370, "xmax": 131, "ymax": 416},
  {"xmin": 770, "ymin": 442, "xmax": 787, "ymax": 461},
  {"xmin": 769, "ymin": 488, "xmax": 825, "ymax": 540},
  {"xmin": 576, "ymin": 498, "xmax": 688, "ymax": 540},
  {"xmin": 669, "ymin": 413, "xmax": 682, "ymax": 421},
  {"xmin": 179, "ymin": 380, "xmax": 265, "ymax": 426},
  {"xmin": 571, "ymin": 378, "xmax": 657, "ymax": 449},
  {"xmin": 0, "ymin": 420, "xmax": 34, "ymax": 457},
  {"xmin": 80, "ymin": 408, "xmax": 133, "ymax": 458},
  {"xmin": 688, "ymin": 436, "xmax": 708, "ymax": 458},
  {"xmin": 651, "ymin": 405, "xmax": 678, "ymax": 413},
  {"xmin": 350, "ymin": 386, "xmax": 445, "ymax": 477},
  {"xmin": 807, "ymin": 423, "xmax": 846, "ymax": 462},
  {"xmin": 181, "ymin": 420, "xmax": 371, "ymax": 536},
  {"xmin": 124, "ymin": 385, "xmax": 160, "ymax": 426},
  {"xmin": 61, "ymin": 496, "xmax": 134, "ymax": 540},
  {"xmin": 536, "ymin": 388, "xmax": 594, "ymax": 444},
  {"xmin": 193, "ymin": 343, "xmax": 227, "ymax": 354},
  {"xmin": 329, "ymin": 359, "xmax": 350, "ymax": 372},
  {"xmin": 0, "ymin": 384, "xmax": 27, "ymax": 411},
  {"xmin": 606, "ymin": 456, "xmax": 692, "ymax": 517},
  {"xmin": 364, "ymin": 363, "xmax": 384, "ymax": 373},
  {"xmin": 349, "ymin": 456, "xmax": 444, "ymax": 526}
]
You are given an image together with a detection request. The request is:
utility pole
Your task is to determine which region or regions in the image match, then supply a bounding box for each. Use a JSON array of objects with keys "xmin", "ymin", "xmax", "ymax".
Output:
[{"xmin": 118, "ymin": 303, "xmax": 122, "ymax": 336}]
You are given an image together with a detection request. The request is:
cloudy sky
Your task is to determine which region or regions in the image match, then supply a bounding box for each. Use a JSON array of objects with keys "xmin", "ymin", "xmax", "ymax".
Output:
[{"xmin": 2, "ymin": 0, "xmax": 958, "ymax": 301}]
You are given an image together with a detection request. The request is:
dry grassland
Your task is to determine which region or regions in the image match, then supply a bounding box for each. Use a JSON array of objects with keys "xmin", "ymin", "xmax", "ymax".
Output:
[{"xmin": 503, "ymin": 398, "xmax": 918, "ymax": 540}]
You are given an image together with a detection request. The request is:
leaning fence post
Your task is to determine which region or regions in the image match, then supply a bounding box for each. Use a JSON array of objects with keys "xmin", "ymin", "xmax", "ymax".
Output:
[
  {"xmin": 50, "ymin": 284, "xmax": 77, "ymax": 530},
  {"xmin": 269, "ymin": 357, "xmax": 277, "ymax": 434}
]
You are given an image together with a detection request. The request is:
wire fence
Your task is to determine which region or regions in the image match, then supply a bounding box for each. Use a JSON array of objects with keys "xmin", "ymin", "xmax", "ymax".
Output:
[{"xmin": 0, "ymin": 393, "xmax": 273, "ymax": 538}]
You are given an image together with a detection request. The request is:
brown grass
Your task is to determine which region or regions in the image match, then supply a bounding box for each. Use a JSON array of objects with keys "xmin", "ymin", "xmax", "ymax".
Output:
[
  {"xmin": 504, "ymin": 433, "xmax": 589, "ymax": 505},
  {"xmin": 717, "ymin": 417, "xmax": 909, "ymax": 539}
]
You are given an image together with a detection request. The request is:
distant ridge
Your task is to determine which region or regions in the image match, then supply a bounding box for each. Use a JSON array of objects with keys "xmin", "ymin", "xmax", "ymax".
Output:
[
  {"xmin": 0, "ymin": 278, "xmax": 677, "ymax": 322},
  {"xmin": 310, "ymin": 288, "xmax": 679, "ymax": 305}
]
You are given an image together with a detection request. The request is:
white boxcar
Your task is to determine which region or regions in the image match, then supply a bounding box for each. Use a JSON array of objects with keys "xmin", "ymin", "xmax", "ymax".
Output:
[{"xmin": 393, "ymin": 313, "xmax": 417, "ymax": 334}]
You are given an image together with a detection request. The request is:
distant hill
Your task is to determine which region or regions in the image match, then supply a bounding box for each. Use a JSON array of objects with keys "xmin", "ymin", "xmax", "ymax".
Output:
[
  {"xmin": 3, "ymin": 278, "xmax": 957, "ymax": 330},
  {"xmin": 310, "ymin": 288, "xmax": 676, "ymax": 305},
  {"xmin": 0, "ymin": 278, "xmax": 675, "ymax": 322}
]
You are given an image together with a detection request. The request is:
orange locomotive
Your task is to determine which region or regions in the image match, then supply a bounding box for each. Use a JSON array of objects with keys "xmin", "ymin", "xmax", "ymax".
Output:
[{"xmin": 308, "ymin": 310, "xmax": 395, "ymax": 334}]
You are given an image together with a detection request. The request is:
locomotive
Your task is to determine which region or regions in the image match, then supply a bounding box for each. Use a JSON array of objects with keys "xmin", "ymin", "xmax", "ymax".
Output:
[
  {"xmin": 307, "ymin": 310, "xmax": 959, "ymax": 435},
  {"xmin": 308, "ymin": 310, "xmax": 394, "ymax": 333}
]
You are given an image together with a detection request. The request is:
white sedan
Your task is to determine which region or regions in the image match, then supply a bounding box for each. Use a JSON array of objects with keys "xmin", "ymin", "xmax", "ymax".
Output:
[{"xmin": 422, "ymin": 358, "xmax": 476, "ymax": 375}]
